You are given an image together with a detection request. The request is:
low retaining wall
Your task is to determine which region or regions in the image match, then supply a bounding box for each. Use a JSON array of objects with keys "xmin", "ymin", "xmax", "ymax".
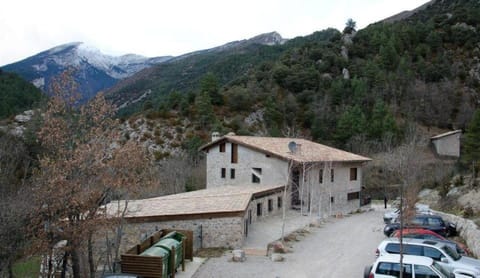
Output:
[{"xmin": 434, "ymin": 211, "xmax": 480, "ymax": 258}]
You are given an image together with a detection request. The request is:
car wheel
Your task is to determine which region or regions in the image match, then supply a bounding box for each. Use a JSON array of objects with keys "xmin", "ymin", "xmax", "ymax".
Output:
[
  {"xmin": 447, "ymin": 223, "xmax": 457, "ymax": 237},
  {"xmin": 364, "ymin": 265, "xmax": 372, "ymax": 278},
  {"xmin": 446, "ymin": 229, "xmax": 451, "ymax": 237}
]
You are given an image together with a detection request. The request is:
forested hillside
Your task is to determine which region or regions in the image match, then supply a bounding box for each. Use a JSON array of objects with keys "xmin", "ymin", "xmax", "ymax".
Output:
[
  {"xmin": 107, "ymin": 30, "xmax": 339, "ymax": 115},
  {"xmin": 112, "ymin": 0, "xmax": 480, "ymax": 152},
  {"xmin": 0, "ymin": 70, "xmax": 44, "ymax": 119}
]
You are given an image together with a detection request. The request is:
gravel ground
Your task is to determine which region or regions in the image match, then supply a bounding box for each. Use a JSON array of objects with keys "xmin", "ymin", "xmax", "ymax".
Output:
[{"xmin": 192, "ymin": 209, "xmax": 386, "ymax": 278}]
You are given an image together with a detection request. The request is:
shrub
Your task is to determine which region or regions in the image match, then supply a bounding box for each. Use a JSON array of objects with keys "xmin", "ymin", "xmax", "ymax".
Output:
[{"xmin": 153, "ymin": 151, "xmax": 170, "ymax": 160}]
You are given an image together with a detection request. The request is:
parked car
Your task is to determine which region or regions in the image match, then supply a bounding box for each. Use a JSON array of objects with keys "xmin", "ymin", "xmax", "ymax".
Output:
[
  {"xmin": 383, "ymin": 214, "xmax": 456, "ymax": 237},
  {"xmin": 102, "ymin": 274, "xmax": 143, "ymax": 278},
  {"xmin": 391, "ymin": 228, "xmax": 471, "ymax": 256},
  {"xmin": 383, "ymin": 204, "xmax": 432, "ymax": 224},
  {"xmin": 364, "ymin": 253, "xmax": 454, "ymax": 278},
  {"xmin": 376, "ymin": 238, "xmax": 480, "ymax": 277},
  {"xmin": 383, "ymin": 208, "xmax": 401, "ymax": 224}
]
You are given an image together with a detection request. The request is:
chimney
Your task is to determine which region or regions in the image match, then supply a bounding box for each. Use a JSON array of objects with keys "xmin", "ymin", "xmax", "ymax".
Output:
[
  {"xmin": 296, "ymin": 144, "xmax": 302, "ymax": 154},
  {"xmin": 211, "ymin": 131, "xmax": 220, "ymax": 142}
]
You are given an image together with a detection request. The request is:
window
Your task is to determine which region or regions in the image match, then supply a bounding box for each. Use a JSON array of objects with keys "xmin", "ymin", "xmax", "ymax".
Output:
[
  {"xmin": 330, "ymin": 169, "xmax": 334, "ymax": 182},
  {"xmin": 231, "ymin": 143, "xmax": 238, "ymax": 163},
  {"xmin": 350, "ymin": 168, "xmax": 357, "ymax": 181},
  {"xmin": 319, "ymin": 169, "xmax": 323, "ymax": 184},
  {"xmin": 268, "ymin": 199, "xmax": 273, "ymax": 211},
  {"xmin": 427, "ymin": 217, "xmax": 442, "ymax": 226},
  {"xmin": 423, "ymin": 247, "xmax": 444, "ymax": 261},
  {"xmin": 252, "ymin": 168, "xmax": 262, "ymax": 183},
  {"xmin": 277, "ymin": 196, "xmax": 282, "ymax": 208},
  {"xmin": 347, "ymin": 191, "xmax": 360, "ymax": 201},
  {"xmin": 330, "ymin": 196, "xmax": 335, "ymax": 203},
  {"xmin": 257, "ymin": 203, "xmax": 262, "ymax": 216},
  {"xmin": 376, "ymin": 262, "xmax": 412, "ymax": 278},
  {"xmin": 221, "ymin": 168, "xmax": 226, "ymax": 178},
  {"xmin": 219, "ymin": 142, "xmax": 225, "ymax": 152},
  {"xmin": 386, "ymin": 243, "xmax": 423, "ymax": 256},
  {"xmin": 414, "ymin": 265, "xmax": 440, "ymax": 278},
  {"xmin": 230, "ymin": 169, "xmax": 235, "ymax": 179}
]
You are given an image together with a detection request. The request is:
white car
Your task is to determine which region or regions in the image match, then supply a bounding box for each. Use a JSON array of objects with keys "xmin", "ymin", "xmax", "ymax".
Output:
[
  {"xmin": 376, "ymin": 238, "xmax": 480, "ymax": 277},
  {"xmin": 365, "ymin": 254, "xmax": 454, "ymax": 277}
]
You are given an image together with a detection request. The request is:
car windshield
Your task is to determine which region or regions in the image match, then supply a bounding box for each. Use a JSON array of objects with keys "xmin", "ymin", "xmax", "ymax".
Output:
[
  {"xmin": 432, "ymin": 261, "xmax": 451, "ymax": 276},
  {"xmin": 441, "ymin": 245, "xmax": 461, "ymax": 261}
]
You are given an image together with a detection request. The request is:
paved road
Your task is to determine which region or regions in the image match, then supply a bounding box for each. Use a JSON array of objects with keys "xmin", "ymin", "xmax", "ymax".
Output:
[{"xmin": 192, "ymin": 208, "xmax": 386, "ymax": 278}]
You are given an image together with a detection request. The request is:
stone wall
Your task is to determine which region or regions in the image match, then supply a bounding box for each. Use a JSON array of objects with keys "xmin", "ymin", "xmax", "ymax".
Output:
[
  {"xmin": 120, "ymin": 216, "xmax": 244, "ymax": 255},
  {"xmin": 434, "ymin": 211, "xmax": 480, "ymax": 258},
  {"xmin": 300, "ymin": 162, "xmax": 364, "ymax": 217},
  {"xmin": 119, "ymin": 190, "xmax": 286, "ymax": 255},
  {"xmin": 246, "ymin": 190, "xmax": 285, "ymax": 223},
  {"xmin": 206, "ymin": 141, "xmax": 288, "ymax": 188}
]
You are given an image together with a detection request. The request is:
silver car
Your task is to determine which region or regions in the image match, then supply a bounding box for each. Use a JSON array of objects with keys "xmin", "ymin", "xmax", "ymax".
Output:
[
  {"xmin": 365, "ymin": 254, "xmax": 454, "ymax": 277},
  {"xmin": 376, "ymin": 238, "xmax": 480, "ymax": 277}
]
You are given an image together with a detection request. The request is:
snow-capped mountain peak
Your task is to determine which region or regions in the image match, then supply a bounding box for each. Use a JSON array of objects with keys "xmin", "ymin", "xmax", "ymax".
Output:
[
  {"xmin": 2, "ymin": 42, "xmax": 172, "ymax": 103},
  {"xmin": 74, "ymin": 43, "xmax": 159, "ymax": 79}
]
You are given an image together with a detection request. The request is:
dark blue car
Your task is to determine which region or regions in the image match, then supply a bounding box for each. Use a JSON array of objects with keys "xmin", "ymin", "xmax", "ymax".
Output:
[{"xmin": 383, "ymin": 214, "xmax": 456, "ymax": 237}]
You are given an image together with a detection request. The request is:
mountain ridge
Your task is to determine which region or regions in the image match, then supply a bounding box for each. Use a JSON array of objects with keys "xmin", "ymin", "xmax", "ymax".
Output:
[
  {"xmin": 1, "ymin": 32, "xmax": 288, "ymax": 104},
  {"xmin": 1, "ymin": 42, "xmax": 172, "ymax": 102}
]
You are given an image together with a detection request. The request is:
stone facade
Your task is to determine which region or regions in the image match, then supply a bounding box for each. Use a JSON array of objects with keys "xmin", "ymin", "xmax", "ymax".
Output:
[
  {"xmin": 119, "ymin": 190, "xmax": 285, "ymax": 253},
  {"xmin": 298, "ymin": 162, "xmax": 364, "ymax": 217},
  {"xmin": 205, "ymin": 139, "xmax": 364, "ymax": 216},
  {"xmin": 206, "ymin": 141, "xmax": 288, "ymax": 188},
  {"xmin": 244, "ymin": 190, "xmax": 285, "ymax": 230},
  {"xmin": 121, "ymin": 216, "xmax": 244, "ymax": 253}
]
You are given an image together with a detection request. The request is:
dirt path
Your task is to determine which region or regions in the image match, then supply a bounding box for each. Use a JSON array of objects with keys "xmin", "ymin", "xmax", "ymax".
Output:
[{"xmin": 192, "ymin": 209, "xmax": 386, "ymax": 278}]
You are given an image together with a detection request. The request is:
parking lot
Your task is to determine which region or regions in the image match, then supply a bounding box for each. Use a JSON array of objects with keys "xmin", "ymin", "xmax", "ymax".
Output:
[{"xmin": 192, "ymin": 208, "xmax": 386, "ymax": 278}]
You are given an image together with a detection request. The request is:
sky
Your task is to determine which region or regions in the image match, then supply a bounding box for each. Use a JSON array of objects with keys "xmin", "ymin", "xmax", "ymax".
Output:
[{"xmin": 0, "ymin": 0, "xmax": 431, "ymax": 66}]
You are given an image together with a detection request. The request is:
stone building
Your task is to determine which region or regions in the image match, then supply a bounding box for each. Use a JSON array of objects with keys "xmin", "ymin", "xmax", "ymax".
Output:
[
  {"xmin": 430, "ymin": 130, "xmax": 462, "ymax": 158},
  {"xmin": 110, "ymin": 134, "xmax": 371, "ymax": 252},
  {"xmin": 108, "ymin": 185, "xmax": 284, "ymax": 252},
  {"xmin": 200, "ymin": 134, "xmax": 371, "ymax": 217}
]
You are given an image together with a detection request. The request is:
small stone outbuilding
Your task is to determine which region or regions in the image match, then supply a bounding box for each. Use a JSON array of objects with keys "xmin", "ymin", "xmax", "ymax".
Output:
[{"xmin": 430, "ymin": 130, "xmax": 462, "ymax": 158}]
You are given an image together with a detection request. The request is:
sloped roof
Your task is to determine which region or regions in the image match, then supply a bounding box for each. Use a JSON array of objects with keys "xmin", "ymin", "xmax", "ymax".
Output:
[
  {"xmin": 200, "ymin": 135, "xmax": 371, "ymax": 163},
  {"xmin": 430, "ymin": 130, "xmax": 462, "ymax": 140},
  {"xmin": 105, "ymin": 184, "xmax": 284, "ymax": 220}
]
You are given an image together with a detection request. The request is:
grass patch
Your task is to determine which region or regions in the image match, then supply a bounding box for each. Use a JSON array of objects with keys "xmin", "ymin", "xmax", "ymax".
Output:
[{"xmin": 13, "ymin": 256, "xmax": 41, "ymax": 278}]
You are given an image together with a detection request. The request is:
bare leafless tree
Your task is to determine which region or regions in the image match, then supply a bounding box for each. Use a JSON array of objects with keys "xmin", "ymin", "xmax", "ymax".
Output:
[
  {"xmin": 383, "ymin": 128, "xmax": 424, "ymax": 278},
  {"xmin": 29, "ymin": 71, "xmax": 160, "ymax": 277}
]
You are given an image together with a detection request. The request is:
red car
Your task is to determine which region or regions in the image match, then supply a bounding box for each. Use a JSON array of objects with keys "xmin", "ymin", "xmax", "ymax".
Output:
[{"xmin": 391, "ymin": 228, "xmax": 471, "ymax": 256}]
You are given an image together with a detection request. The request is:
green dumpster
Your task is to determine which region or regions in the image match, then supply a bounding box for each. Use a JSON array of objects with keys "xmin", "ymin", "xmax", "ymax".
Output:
[
  {"xmin": 155, "ymin": 238, "xmax": 183, "ymax": 271},
  {"xmin": 162, "ymin": 231, "xmax": 186, "ymax": 244},
  {"xmin": 141, "ymin": 246, "xmax": 169, "ymax": 278}
]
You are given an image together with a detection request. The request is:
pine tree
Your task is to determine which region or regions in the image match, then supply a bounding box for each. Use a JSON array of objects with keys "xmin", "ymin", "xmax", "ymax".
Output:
[
  {"xmin": 343, "ymin": 18, "xmax": 356, "ymax": 34},
  {"xmin": 194, "ymin": 91, "xmax": 216, "ymax": 128},
  {"xmin": 368, "ymin": 100, "xmax": 397, "ymax": 140},
  {"xmin": 335, "ymin": 105, "xmax": 367, "ymax": 144},
  {"xmin": 463, "ymin": 109, "xmax": 480, "ymax": 178}
]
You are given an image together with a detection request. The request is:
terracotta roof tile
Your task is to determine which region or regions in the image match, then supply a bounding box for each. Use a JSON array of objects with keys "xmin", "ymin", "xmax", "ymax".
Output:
[
  {"xmin": 106, "ymin": 184, "xmax": 284, "ymax": 218},
  {"xmin": 201, "ymin": 135, "xmax": 371, "ymax": 163}
]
